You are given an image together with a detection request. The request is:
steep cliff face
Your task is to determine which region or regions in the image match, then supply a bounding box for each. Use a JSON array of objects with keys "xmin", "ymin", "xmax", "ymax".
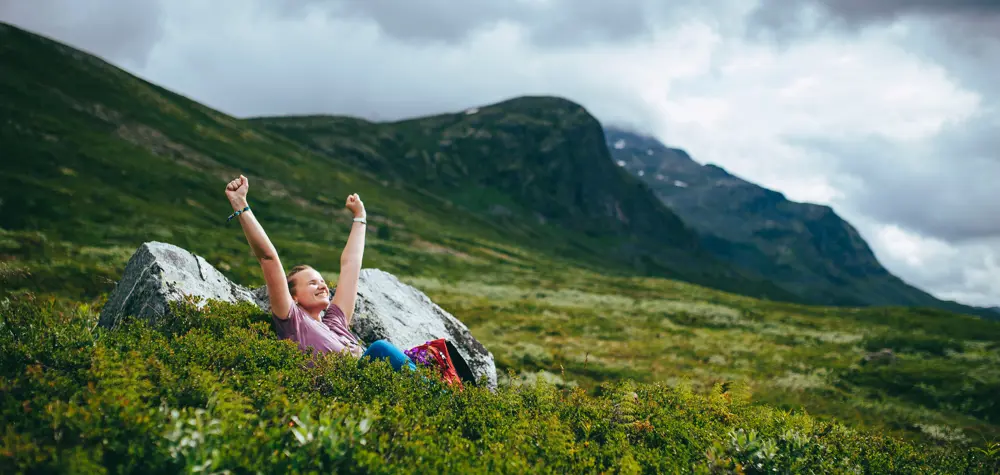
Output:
[{"xmin": 604, "ymin": 126, "xmax": 992, "ymax": 315}]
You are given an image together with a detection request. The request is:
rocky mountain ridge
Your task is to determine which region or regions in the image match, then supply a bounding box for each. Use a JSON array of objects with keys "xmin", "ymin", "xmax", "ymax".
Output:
[{"xmin": 604, "ymin": 126, "xmax": 994, "ymax": 318}]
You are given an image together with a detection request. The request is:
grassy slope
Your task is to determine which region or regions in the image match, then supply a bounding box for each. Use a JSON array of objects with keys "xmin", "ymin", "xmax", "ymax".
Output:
[{"xmin": 1, "ymin": 22, "xmax": 1000, "ymax": 471}]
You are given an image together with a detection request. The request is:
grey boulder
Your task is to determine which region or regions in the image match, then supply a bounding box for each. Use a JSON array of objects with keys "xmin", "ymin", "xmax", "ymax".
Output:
[
  {"xmin": 98, "ymin": 241, "xmax": 256, "ymax": 329},
  {"xmin": 346, "ymin": 269, "xmax": 496, "ymax": 389},
  {"xmin": 99, "ymin": 241, "xmax": 497, "ymax": 389}
]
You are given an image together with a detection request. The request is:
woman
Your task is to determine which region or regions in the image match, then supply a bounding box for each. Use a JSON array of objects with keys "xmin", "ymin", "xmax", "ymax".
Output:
[{"xmin": 225, "ymin": 174, "xmax": 415, "ymax": 371}]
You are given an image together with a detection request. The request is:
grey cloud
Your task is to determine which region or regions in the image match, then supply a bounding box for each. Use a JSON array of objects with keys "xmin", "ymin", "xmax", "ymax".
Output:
[
  {"xmin": 520, "ymin": 1, "xmax": 655, "ymax": 48},
  {"xmin": 903, "ymin": 19, "xmax": 1000, "ymax": 97},
  {"xmin": 275, "ymin": 0, "xmax": 713, "ymax": 47},
  {"xmin": 795, "ymin": 127, "xmax": 1000, "ymax": 244},
  {"xmin": 750, "ymin": 0, "xmax": 1000, "ymax": 37},
  {"xmin": 272, "ymin": 0, "xmax": 514, "ymax": 44},
  {"xmin": 747, "ymin": 0, "xmax": 1000, "ymax": 248},
  {"xmin": 901, "ymin": 244, "xmax": 1000, "ymax": 307},
  {"xmin": 0, "ymin": 0, "xmax": 725, "ymax": 68},
  {"xmin": 0, "ymin": 0, "xmax": 164, "ymax": 67}
]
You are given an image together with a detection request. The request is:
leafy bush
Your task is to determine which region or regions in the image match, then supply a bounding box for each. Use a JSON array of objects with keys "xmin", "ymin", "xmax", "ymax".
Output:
[{"xmin": 2, "ymin": 293, "xmax": 998, "ymax": 473}]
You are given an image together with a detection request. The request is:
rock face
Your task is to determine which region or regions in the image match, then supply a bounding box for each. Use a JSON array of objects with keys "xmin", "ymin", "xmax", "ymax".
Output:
[
  {"xmin": 98, "ymin": 241, "xmax": 256, "ymax": 329},
  {"xmin": 100, "ymin": 241, "xmax": 497, "ymax": 389},
  {"xmin": 346, "ymin": 269, "xmax": 496, "ymax": 389}
]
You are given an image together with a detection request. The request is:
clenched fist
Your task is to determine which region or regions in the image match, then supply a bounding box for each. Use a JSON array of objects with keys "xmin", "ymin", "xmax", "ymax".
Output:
[
  {"xmin": 346, "ymin": 193, "xmax": 366, "ymax": 219},
  {"xmin": 226, "ymin": 175, "xmax": 249, "ymax": 209}
]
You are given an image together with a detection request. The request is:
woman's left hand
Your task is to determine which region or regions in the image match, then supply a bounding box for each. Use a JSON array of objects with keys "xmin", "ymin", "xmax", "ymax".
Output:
[{"xmin": 346, "ymin": 193, "xmax": 366, "ymax": 219}]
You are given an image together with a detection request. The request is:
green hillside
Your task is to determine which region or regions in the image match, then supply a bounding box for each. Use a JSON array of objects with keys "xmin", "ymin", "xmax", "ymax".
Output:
[
  {"xmin": 250, "ymin": 101, "xmax": 795, "ymax": 301},
  {"xmin": 2, "ymin": 22, "xmax": 1000, "ymax": 473}
]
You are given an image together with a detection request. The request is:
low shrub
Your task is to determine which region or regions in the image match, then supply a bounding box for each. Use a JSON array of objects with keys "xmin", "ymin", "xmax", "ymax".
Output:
[
  {"xmin": 1, "ymin": 293, "xmax": 997, "ymax": 473},
  {"xmin": 842, "ymin": 358, "xmax": 1000, "ymax": 424},
  {"xmin": 863, "ymin": 333, "xmax": 964, "ymax": 357}
]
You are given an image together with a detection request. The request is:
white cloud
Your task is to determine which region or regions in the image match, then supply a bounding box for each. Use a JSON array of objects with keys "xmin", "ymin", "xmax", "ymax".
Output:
[
  {"xmin": 650, "ymin": 28, "xmax": 979, "ymax": 204},
  {"xmin": 872, "ymin": 224, "xmax": 957, "ymax": 269},
  {"xmin": 858, "ymin": 218, "xmax": 1000, "ymax": 307}
]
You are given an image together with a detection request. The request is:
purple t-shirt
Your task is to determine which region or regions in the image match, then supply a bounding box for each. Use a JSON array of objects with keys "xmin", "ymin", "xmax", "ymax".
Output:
[{"xmin": 272, "ymin": 300, "xmax": 364, "ymax": 358}]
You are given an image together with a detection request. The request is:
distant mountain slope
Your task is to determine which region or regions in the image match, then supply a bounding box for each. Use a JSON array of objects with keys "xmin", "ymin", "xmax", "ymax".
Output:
[
  {"xmin": 0, "ymin": 21, "xmax": 790, "ymax": 301},
  {"xmin": 251, "ymin": 101, "xmax": 797, "ymax": 300},
  {"xmin": 254, "ymin": 98, "xmax": 699, "ymax": 248},
  {"xmin": 604, "ymin": 126, "xmax": 995, "ymax": 318}
]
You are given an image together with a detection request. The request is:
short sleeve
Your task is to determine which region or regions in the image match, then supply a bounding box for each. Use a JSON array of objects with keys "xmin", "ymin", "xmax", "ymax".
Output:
[
  {"xmin": 272, "ymin": 306, "xmax": 298, "ymax": 341},
  {"xmin": 321, "ymin": 301, "xmax": 362, "ymax": 353},
  {"xmin": 320, "ymin": 302, "xmax": 347, "ymax": 331}
]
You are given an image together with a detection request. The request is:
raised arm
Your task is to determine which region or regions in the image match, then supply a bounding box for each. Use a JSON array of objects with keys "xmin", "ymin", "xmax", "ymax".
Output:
[
  {"xmin": 332, "ymin": 193, "xmax": 367, "ymax": 325},
  {"xmin": 226, "ymin": 175, "xmax": 294, "ymax": 319}
]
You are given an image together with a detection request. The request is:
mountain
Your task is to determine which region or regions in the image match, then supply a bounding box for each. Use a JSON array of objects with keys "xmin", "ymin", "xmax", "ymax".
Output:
[
  {"xmin": 250, "ymin": 101, "xmax": 797, "ymax": 300},
  {"xmin": 252, "ymin": 99, "xmax": 703, "ymax": 248},
  {"xmin": 604, "ymin": 126, "xmax": 995, "ymax": 318}
]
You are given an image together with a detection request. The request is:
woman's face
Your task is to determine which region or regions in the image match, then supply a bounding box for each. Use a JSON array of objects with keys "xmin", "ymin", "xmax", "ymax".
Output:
[{"xmin": 292, "ymin": 268, "xmax": 330, "ymax": 308}]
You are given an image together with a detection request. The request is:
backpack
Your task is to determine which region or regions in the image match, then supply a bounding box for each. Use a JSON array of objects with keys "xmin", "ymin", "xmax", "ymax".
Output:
[{"xmin": 405, "ymin": 339, "xmax": 477, "ymax": 389}]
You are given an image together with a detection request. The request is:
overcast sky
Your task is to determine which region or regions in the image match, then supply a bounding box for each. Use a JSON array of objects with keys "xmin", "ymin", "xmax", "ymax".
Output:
[{"xmin": 3, "ymin": 0, "xmax": 1000, "ymax": 307}]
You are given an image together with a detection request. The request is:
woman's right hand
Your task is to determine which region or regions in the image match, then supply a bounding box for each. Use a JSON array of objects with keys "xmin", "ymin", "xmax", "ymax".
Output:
[
  {"xmin": 226, "ymin": 174, "xmax": 249, "ymax": 208},
  {"xmin": 223, "ymin": 173, "xmax": 292, "ymax": 319}
]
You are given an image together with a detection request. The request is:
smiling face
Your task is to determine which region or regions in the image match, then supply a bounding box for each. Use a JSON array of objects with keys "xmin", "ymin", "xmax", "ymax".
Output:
[{"xmin": 287, "ymin": 266, "xmax": 329, "ymax": 310}]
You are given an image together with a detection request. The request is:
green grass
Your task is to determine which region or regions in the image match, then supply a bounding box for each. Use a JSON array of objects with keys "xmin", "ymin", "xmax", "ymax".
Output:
[{"xmin": 2, "ymin": 21, "xmax": 1000, "ymax": 473}]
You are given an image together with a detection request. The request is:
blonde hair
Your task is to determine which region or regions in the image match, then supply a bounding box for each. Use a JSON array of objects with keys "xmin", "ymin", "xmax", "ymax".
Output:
[{"xmin": 286, "ymin": 265, "xmax": 314, "ymax": 294}]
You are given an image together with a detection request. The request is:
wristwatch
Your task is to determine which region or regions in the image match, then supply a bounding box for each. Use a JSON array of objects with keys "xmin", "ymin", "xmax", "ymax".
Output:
[{"xmin": 353, "ymin": 217, "xmax": 367, "ymax": 225}]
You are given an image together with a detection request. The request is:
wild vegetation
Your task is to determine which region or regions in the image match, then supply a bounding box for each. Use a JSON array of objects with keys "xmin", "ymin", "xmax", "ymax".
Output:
[
  {"xmin": 2, "ymin": 22, "xmax": 1000, "ymax": 473},
  {"xmin": 6, "ymin": 291, "xmax": 998, "ymax": 473}
]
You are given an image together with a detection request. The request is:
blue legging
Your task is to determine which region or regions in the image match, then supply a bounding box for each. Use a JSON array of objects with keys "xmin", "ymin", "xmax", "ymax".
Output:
[{"xmin": 360, "ymin": 339, "xmax": 416, "ymax": 372}]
